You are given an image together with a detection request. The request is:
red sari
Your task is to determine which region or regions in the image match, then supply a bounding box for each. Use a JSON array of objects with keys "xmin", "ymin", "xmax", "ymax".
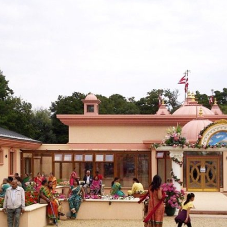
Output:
[
  {"xmin": 147, "ymin": 189, "xmax": 165, "ymax": 227},
  {"xmin": 70, "ymin": 171, "xmax": 77, "ymax": 186},
  {"xmin": 34, "ymin": 176, "xmax": 43, "ymax": 192}
]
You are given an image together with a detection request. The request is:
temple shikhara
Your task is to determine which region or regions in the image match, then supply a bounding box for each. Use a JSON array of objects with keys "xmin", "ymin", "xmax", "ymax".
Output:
[{"xmin": 1, "ymin": 91, "xmax": 227, "ymax": 192}]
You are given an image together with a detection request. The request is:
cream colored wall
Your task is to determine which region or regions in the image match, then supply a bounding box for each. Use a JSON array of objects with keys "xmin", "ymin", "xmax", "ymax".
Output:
[
  {"xmin": 69, "ymin": 125, "xmax": 169, "ymax": 143},
  {"xmin": 0, "ymin": 147, "xmax": 9, "ymax": 181},
  {"xmin": 0, "ymin": 147, "xmax": 21, "ymax": 181}
]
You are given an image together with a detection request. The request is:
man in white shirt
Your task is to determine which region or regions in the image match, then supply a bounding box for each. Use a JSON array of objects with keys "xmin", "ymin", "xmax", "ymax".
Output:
[
  {"xmin": 3, "ymin": 180, "xmax": 25, "ymax": 227},
  {"xmin": 82, "ymin": 170, "xmax": 93, "ymax": 194}
]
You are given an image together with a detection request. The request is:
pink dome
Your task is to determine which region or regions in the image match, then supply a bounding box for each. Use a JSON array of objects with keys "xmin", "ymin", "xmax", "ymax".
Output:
[
  {"xmin": 181, "ymin": 119, "xmax": 212, "ymax": 142},
  {"xmin": 173, "ymin": 105, "xmax": 214, "ymax": 116},
  {"xmin": 85, "ymin": 93, "xmax": 98, "ymax": 101}
]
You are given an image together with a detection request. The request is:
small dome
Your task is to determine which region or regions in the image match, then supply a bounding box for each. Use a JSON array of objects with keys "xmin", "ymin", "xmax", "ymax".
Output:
[
  {"xmin": 173, "ymin": 105, "xmax": 214, "ymax": 116},
  {"xmin": 182, "ymin": 119, "xmax": 212, "ymax": 143},
  {"xmin": 85, "ymin": 93, "xmax": 98, "ymax": 101}
]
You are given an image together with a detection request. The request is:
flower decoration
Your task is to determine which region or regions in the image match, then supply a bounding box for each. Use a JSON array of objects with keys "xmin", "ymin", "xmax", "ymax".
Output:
[
  {"xmin": 58, "ymin": 181, "xmax": 70, "ymax": 186},
  {"xmin": 161, "ymin": 183, "xmax": 185, "ymax": 209},
  {"xmin": 25, "ymin": 181, "xmax": 36, "ymax": 192},
  {"xmin": 25, "ymin": 191, "xmax": 39, "ymax": 206},
  {"xmin": 170, "ymin": 169, "xmax": 183, "ymax": 185},
  {"xmin": 162, "ymin": 126, "xmax": 186, "ymax": 148}
]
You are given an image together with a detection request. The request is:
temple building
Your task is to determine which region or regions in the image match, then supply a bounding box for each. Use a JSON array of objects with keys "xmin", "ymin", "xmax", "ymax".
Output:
[{"xmin": 1, "ymin": 92, "xmax": 227, "ymax": 192}]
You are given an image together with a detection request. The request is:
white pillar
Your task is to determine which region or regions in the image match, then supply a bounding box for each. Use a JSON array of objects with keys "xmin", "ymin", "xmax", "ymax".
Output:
[{"xmin": 169, "ymin": 150, "xmax": 183, "ymax": 191}]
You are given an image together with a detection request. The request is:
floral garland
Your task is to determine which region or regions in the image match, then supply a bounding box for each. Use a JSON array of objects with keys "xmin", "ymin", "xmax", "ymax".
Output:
[
  {"xmin": 161, "ymin": 126, "xmax": 186, "ymax": 148},
  {"xmin": 170, "ymin": 169, "xmax": 183, "ymax": 186},
  {"xmin": 172, "ymin": 157, "xmax": 183, "ymax": 167}
]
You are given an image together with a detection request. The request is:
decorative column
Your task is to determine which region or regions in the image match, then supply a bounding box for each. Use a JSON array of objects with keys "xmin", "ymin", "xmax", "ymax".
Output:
[{"xmin": 169, "ymin": 150, "xmax": 183, "ymax": 191}]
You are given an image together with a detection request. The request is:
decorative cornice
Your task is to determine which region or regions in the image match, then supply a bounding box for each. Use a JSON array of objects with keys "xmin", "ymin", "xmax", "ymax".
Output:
[{"xmin": 57, "ymin": 114, "xmax": 227, "ymax": 126}]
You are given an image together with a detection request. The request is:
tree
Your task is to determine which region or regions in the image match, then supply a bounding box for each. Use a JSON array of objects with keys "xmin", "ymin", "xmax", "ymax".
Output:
[
  {"xmin": 0, "ymin": 70, "xmax": 13, "ymax": 100},
  {"xmin": 32, "ymin": 108, "xmax": 56, "ymax": 143},
  {"xmin": 215, "ymin": 88, "xmax": 227, "ymax": 114},
  {"xmin": 50, "ymin": 92, "xmax": 86, "ymax": 143}
]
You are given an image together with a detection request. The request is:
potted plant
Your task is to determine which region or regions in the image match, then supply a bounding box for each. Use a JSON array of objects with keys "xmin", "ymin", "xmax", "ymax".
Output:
[{"xmin": 161, "ymin": 183, "xmax": 185, "ymax": 216}]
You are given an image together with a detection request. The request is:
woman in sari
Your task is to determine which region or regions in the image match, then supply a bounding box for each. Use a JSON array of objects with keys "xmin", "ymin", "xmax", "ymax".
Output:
[
  {"xmin": 110, "ymin": 177, "xmax": 125, "ymax": 197},
  {"xmin": 0, "ymin": 178, "xmax": 10, "ymax": 197},
  {"xmin": 69, "ymin": 168, "xmax": 78, "ymax": 186},
  {"xmin": 34, "ymin": 172, "xmax": 44, "ymax": 192},
  {"xmin": 145, "ymin": 175, "xmax": 165, "ymax": 227},
  {"xmin": 40, "ymin": 179, "xmax": 59, "ymax": 224},
  {"xmin": 68, "ymin": 179, "xmax": 85, "ymax": 219},
  {"xmin": 48, "ymin": 172, "xmax": 57, "ymax": 189},
  {"xmin": 90, "ymin": 175, "xmax": 102, "ymax": 195},
  {"xmin": 22, "ymin": 173, "xmax": 30, "ymax": 190}
]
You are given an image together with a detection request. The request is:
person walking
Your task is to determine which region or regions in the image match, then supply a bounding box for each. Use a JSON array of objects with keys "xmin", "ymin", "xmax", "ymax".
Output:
[
  {"xmin": 175, "ymin": 193, "xmax": 195, "ymax": 227},
  {"xmin": 3, "ymin": 180, "xmax": 25, "ymax": 227},
  {"xmin": 139, "ymin": 175, "xmax": 165, "ymax": 227}
]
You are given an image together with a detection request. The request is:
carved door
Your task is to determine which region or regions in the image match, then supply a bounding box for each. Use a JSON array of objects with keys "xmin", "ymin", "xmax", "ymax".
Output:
[{"xmin": 187, "ymin": 157, "xmax": 219, "ymax": 191}]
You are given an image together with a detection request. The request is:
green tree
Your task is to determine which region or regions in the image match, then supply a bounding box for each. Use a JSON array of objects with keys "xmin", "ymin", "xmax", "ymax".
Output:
[
  {"xmin": 50, "ymin": 92, "xmax": 86, "ymax": 143},
  {"xmin": 0, "ymin": 70, "xmax": 13, "ymax": 100},
  {"xmin": 215, "ymin": 88, "xmax": 227, "ymax": 114},
  {"xmin": 195, "ymin": 91, "xmax": 210, "ymax": 108},
  {"xmin": 32, "ymin": 108, "xmax": 56, "ymax": 143}
]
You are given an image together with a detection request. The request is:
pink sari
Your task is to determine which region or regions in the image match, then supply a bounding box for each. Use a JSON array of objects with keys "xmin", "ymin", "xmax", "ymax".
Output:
[
  {"xmin": 35, "ymin": 176, "xmax": 43, "ymax": 192},
  {"xmin": 70, "ymin": 171, "xmax": 77, "ymax": 186}
]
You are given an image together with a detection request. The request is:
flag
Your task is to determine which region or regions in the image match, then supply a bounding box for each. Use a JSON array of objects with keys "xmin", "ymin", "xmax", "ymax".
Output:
[
  {"xmin": 178, "ymin": 75, "xmax": 186, "ymax": 84},
  {"xmin": 209, "ymin": 96, "xmax": 214, "ymax": 105},
  {"xmin": 185, "ymin": 77, "xmax": 189, "ymax": 93}
]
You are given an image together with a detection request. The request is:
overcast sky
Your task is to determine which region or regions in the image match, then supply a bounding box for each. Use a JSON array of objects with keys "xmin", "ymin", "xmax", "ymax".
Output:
[{"xmin": 0, "ymin": 0, "xmax": 227, "ymax": 109}]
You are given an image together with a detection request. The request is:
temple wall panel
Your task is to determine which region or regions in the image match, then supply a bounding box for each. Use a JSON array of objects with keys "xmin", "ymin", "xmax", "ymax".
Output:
[{"xmin": 69, "ymin": 125, "xmax": 169, "ymax": 143}]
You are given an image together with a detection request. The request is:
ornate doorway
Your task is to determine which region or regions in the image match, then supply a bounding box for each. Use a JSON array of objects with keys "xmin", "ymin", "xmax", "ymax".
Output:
[{"xmin": 187, "ymin": 157, "xmax": 219, "ymax": 191}]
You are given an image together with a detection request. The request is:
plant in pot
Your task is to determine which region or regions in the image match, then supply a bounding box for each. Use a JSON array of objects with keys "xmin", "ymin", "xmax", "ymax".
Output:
[{"xmin": 161, "ymin": 183, "xmax": 185, "ymax": 216}]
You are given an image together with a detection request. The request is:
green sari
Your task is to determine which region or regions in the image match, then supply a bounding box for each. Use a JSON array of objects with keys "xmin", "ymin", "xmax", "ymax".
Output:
[{"xmin": 111, "ymin": 182, "xmax": 125, "ymax": 196}]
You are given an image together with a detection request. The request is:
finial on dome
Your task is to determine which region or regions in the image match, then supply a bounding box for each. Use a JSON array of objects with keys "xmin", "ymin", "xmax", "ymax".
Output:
[
  {"xmin": 191, "ymin": 92, "xmax": 195, "ymax": 101},
  {"xmin": 187, "ymin": 91, "xmax": 191, "ymax": 97}
]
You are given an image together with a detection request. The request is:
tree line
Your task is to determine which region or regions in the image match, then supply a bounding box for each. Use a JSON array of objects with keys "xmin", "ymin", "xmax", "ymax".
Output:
[{"xmin": 1, "ymin": 70, "xmax": 227, "ymax": 144}]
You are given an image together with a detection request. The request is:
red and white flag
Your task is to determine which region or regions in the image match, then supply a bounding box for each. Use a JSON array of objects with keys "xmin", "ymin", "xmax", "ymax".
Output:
[
  {"xmin": 209, "ymin": 96, "xmax": 214, "ymax": 104},
  {"xmin": 185, "ymin": 77, "xmax": 189, "ymax": 93},
  {"xmin": 178, "ymin": 75, "xmax": 186, "ymax": 84}
]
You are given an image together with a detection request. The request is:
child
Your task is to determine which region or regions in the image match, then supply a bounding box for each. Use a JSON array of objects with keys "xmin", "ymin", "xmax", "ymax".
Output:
[{"xmin": 175, "ymin": 193, "xmax": 195, "ymax": 227}]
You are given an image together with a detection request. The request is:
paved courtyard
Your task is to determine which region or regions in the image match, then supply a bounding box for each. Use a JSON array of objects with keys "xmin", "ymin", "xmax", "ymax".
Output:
[{"xmin": 45, "ymin": 215, "xmax": 227, "ymax": 227}]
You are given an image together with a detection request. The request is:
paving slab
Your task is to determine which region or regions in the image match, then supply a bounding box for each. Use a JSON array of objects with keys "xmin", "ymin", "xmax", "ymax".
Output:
[{"xmin": 190, "ymin": 192, "xmax": 227, "ymax": 214}]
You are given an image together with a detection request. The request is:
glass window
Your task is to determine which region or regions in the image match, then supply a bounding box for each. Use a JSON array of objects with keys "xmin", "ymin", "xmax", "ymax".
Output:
[
  {"xmin": 0, "ymin": 148, "xmax": 3, "ymax": 164},
  {"xmin": 105, "ymin": 154, "xmax": 114, "ymax": 162},
  {"xmin": 9, "ymin": 151, "xmax": 15, "ymax": 175},
  {"xmin": 64, "ymin": 154, "xmax": 72, "ymax": 161},
  {"xmin": 85, "ymin": 154, "xmax": 93, "ymax": 162},
  {"xmin": 96, "ymin": 155, "xmax": 104, "ymax": 161},
  {"xmin": 117, "ymin": 154, "xmax": 135, "ymax": 187},
  {"xmin": 87, "ymin": 105, "xmax": 94, "ymax": 112},
  {"xmin": 54, "ymin": 154, "xmax": 62, "ymax": 161},
  {"xmin": 137, "ymin": 154, "xmax": 149, "ymax": 189},
  {"xmin": 75, "ymin": 154, "xmax": 83, "ymax": 161}
]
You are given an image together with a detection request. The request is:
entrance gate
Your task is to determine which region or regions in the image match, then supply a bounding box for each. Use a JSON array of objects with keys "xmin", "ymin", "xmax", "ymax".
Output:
[{"xmin": 187, "ymin": 157, "xmax": 219, "ymax": 191}]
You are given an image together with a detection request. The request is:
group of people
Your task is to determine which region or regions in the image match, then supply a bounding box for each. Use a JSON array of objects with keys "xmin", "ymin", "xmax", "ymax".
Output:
[
  {"xmin": 1, "ymin": 171, "xmax": 195, "ymax": 227},
  {"xmin": 139, "ymin": 175, "xmax": 195, "ymax": 227},
  {"xmin": 70, "ymin": 169, "xmax": 103, "ymax": 195}
]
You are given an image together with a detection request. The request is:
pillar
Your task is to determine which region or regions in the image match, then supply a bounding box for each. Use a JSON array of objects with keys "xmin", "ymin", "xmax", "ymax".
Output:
[{"xmin": 169, "ymin": 150, "xmax": 183, "ymax": 191}]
